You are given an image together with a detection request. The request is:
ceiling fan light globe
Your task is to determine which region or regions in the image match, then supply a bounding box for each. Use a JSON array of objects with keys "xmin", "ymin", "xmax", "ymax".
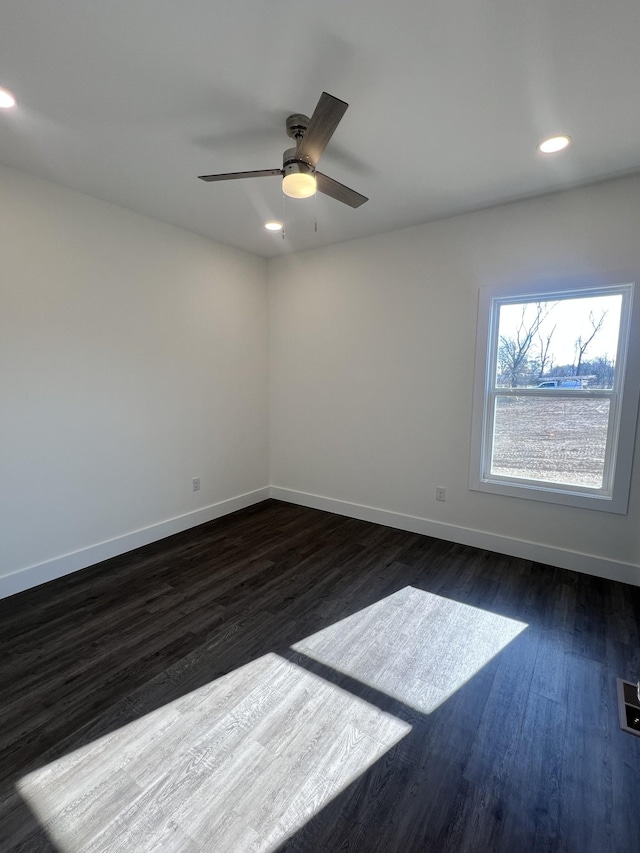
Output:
[{"xmin": 282, "ymin": 172, "xmax": 317, "ymax": 199}]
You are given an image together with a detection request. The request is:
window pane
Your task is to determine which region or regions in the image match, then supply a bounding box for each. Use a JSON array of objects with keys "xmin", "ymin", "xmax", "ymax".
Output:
[
  {"xmin": 495, "ymin": 294, "xmax": 622, "ymax": 389},
  {"xmin": 491, "ymin": 396, "xmax": 610, "ymax": 488}
]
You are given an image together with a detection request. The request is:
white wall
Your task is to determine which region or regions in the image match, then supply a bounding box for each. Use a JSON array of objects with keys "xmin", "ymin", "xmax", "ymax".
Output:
[
  {"xmin": 4, "ymin": 165, "xmax": 639, "ymax": 596},
  {"xmin": 268, "ymin": 176, "xmax": 640, "ymax": 581},
  {"xmin": 0, "ymin": 164, "xmax": 269, "ymax": 590}
]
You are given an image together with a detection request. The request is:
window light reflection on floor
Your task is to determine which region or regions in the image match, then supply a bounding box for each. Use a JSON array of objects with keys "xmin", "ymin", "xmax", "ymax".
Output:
[
  {"xmin": 292, "ymin": 586, "xmax": 528, "ymax": 714},
  {"xmin": 17, "ymin": 653, "xmax": 411, "ymax": 853}
]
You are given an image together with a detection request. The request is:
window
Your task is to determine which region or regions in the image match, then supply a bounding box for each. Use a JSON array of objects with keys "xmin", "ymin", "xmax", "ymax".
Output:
[{"xmin": 470, "ymin": 280, "xmax": 640, "ymax": 513}]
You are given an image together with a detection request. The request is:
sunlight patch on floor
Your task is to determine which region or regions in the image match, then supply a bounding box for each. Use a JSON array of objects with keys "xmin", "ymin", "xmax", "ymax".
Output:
[
  {"xmin": 292, "ymin": 586, "xmax": 528, "ymax": 713},
  {"xmin": 17, "ymin": 653, "xmax": 410, "ymax": 853}
]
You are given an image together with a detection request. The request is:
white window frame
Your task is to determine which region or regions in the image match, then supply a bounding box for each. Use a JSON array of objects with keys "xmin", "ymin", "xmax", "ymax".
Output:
[{"xmin": 469, "ymin": 279, "xmax": 640, "ymax": 513}]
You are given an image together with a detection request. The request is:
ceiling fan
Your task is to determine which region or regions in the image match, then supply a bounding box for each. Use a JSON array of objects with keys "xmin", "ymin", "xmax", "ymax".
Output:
[{"xmin": 198, "ymin": 92, "xmax": 368, "ymax": 208}]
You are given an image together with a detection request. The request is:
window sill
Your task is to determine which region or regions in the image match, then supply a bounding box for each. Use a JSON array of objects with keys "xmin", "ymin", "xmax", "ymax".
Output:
[{"xmin": 469, "ymin": 475, "xmax": 627, "ymax": 514}]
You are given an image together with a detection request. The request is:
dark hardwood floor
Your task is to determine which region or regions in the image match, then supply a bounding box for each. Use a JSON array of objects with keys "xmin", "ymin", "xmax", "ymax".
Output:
[{"xmin": 1, "ymin": 499, "xmax": 639, "ymax": 852}]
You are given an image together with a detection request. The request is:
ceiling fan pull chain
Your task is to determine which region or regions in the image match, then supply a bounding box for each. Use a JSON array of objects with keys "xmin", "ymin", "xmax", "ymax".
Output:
[
  {"xmin": 314, "ymin": 189, "xmax": 318, "ymax": 233},
  {"xmin": 282, "ymin": 192, "xmax": 286, "ymax": 239}
]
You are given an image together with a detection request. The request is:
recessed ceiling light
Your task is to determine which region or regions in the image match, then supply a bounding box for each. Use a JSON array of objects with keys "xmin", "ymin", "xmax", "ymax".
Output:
[
  {"xmin": 0, "ymin": 87, "xmax": 16, "ymax": 109},
  {"xmin": 538, "ymin": 135, "xmax": 571, "ymax": 154},
  {"xmin": 265, "ymin": 221, "xmax": 283, "ymax": 232}
]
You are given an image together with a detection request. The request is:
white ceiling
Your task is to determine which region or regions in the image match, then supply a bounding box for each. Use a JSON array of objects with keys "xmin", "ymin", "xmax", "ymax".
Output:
[{"xmin": 1, "ymin": 0, "xmax": 639, "ymax": 259}]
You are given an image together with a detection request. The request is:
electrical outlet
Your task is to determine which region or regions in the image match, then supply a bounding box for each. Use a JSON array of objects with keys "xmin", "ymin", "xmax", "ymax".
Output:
[
  {"xmin": 436, "ymin": 487, "xmax": 446, "ymax": 502},
  {"xmin": 192, "ymin": 477, "xmax": 201, "ymax": 492}
]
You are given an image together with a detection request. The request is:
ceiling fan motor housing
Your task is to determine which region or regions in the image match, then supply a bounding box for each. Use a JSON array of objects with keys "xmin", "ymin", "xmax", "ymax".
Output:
[{"xmin": 282, "ymin": 147, "xmax": 315, "ymax": 177}]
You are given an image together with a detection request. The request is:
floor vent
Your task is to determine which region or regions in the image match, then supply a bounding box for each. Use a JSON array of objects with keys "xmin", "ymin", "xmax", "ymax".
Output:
[{"xmin": 617, "ymin": 679, "xmax": 640, "ymax": 737}]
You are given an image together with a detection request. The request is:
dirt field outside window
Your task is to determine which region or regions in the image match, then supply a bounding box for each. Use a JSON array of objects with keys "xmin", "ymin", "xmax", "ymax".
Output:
[{"xmin": 491, "ymin": 396, "xmax": 609, "ymax": 488}]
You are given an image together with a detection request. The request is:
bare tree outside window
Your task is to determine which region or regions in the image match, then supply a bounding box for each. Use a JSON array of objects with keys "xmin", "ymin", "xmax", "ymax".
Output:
[
  {"xmin": 497, "ymin": 302, "xmax": 555, "ymax": 387},
  {"xmin": 536, "ymin": 325, "xmax": 556, "ymax": 380},
  {"xmin": 574, "ymin": 310, "xmax": 607, "ymax": 376}
]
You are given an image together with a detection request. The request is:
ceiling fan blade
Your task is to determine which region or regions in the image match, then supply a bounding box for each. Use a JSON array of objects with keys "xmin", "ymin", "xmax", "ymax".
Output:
[
  {"xmin": 198, "ymin": 169, "xmax": 282, "ymax": 182},
  {"xmin": 296, "ymin": 93, "xmax": 348, "ymax": 166},
  {"xmin": 316, "ymin": 172, "xmax": 368, "ymax": 208}
]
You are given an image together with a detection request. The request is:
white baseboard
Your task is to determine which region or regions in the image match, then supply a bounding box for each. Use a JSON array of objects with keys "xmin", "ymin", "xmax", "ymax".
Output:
[
  {"xmin": 270, "ymin": 486, "xmax": 640, "ymax": 588},
  {"xmin": 4, "ymin": 484, "xmax": 638, "ymax": 600},
  {"xmin": 0, "ymin": 488, "xmax": 270, "ymax": 601}
]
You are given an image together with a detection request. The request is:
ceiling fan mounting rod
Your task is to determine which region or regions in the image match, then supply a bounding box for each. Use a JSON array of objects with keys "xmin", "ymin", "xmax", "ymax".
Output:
[{"xmin": 286, "ymin": 113, "xmax": 310, "ymax": 145}]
